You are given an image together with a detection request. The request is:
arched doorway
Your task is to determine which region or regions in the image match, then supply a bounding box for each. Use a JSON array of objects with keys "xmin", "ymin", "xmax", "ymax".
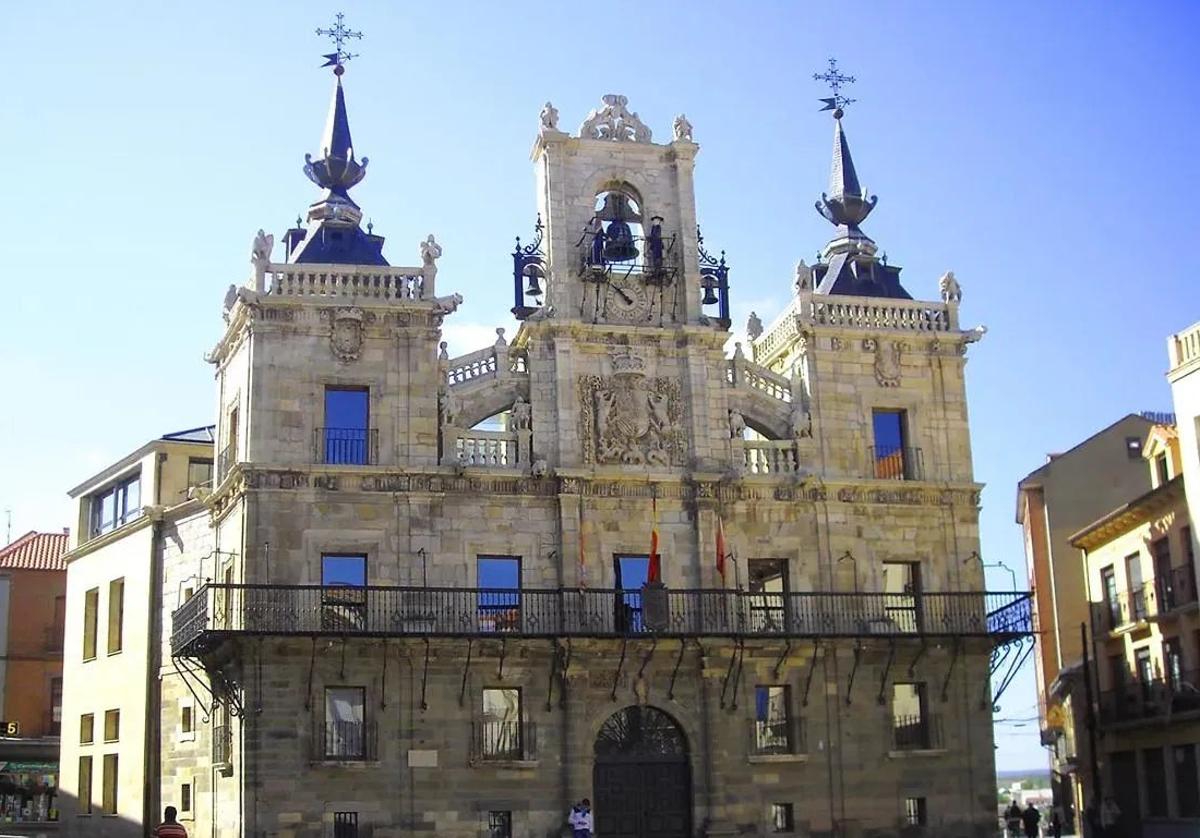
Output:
[{"xmin": 593, "ymin": 706, "xmax": 691, "ymax": 838}]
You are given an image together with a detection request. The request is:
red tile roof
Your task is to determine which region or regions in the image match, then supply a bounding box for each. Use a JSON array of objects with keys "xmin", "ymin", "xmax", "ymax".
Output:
[{"xmin": 0, "ymin": 531, "xmax": 69, "ymax": 571}]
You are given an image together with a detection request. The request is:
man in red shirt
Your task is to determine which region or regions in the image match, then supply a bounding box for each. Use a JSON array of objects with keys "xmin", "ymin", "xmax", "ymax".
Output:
[{"xmin": 154, "ymin": 806, "xmax": 188, "ymax": 838}]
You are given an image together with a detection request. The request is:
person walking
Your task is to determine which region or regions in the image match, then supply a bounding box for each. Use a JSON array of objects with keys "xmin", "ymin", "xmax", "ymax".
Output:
[
  {"xmin": 1005, "ymin": 800, "xmax": 1023, "ymax": 837},
  {"xmin": 153, "ymin": 806, "xmax": 188, "ymax": 838},
  {"xmin": 1048, "ymin": 807, "xmax": 1063, "ymax": 838},
  {"xmin": 1021, "ymin": 802, "xmax": 1041, "ymax": 838}
]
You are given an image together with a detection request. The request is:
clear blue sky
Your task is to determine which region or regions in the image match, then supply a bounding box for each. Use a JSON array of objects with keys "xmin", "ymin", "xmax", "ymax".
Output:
[{"xmin": 3, "ymin": 2, "xmax": 1198, "ymax": 772}]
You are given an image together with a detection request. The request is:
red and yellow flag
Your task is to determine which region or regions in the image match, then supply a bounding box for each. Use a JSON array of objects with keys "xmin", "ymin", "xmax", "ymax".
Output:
[
  {"xmin": 648, "ymin": 495, "xmax": 662, "ymax": 583},
  {"xmin": 716, "ymin": 516, "xmax": 727, "ymax": 585}
]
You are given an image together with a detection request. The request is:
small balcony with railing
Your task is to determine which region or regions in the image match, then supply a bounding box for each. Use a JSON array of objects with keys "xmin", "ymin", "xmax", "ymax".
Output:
[
  {"xmin": 1099, "ymin": 670, "xmax": 1200, "ymax": 726},
  {"xmin": 870, "ymin": 446, "xmax": 924, "ymax": 481},
  {"xmin": 1155, "ymin": 564, "xmax": 1199, "ymax": 615},
  {"xmin": 314, "ymin": 427, "xmax": 379, "ymax": 466},
  {"xmin": 749, "ymin": 717, "xmax": 806, "ymax": 758},
  {"xmin": 470, "ymin": 720, "xmax": 537, "ymax": 764},
  {"xmin": 312, "ymin": 720, "xmax": 379, "ymax": 762},
  {"xmin": 1098, "ymin": 573, "xmax": 1198, "ymax": 634},
  {"xmin": 890, "ymin": 714, "xmax": 943, "ymax": 752},
  {"xmin": 171, "ymin": 583, "xmax": 1033, "ymax": 657}
]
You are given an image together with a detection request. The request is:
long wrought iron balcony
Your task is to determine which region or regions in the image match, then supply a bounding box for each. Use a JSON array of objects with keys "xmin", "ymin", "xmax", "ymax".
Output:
[
  {"xmin": 171, "ymin": 584, "xmax": 1032, "ymax": 657},
  {"xmin": 1099, "ymin": 670, "xmax": 1200, "ymax": 726}
]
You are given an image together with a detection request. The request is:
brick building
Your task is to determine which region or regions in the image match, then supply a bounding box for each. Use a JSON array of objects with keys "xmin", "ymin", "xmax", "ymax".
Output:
[
  {"xmin": 59, "ymin": 56, "xmax": 1030, "ymax": 838},
  {"xmin": 0, "ymin": 529, "xmax": 68, "ymax": 828}
]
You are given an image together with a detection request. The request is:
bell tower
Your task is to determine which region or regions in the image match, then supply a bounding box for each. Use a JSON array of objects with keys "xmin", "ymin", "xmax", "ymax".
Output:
[{"xmin": 514, "ymin": 96, "xmax": 728, "ymax": 328}]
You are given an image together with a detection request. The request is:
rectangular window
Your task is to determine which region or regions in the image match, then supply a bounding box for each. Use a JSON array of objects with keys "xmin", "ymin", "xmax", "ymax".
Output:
[
  {"xmin": 83, "ymin": 588, "xmax": 99, "ymax": 660},
  {"xmin": 323, "ymin": 687, "xmax": 366, "ymax": 760},
  {"xmin": 321, "ymin": 554, "xmax": 367, "ymax": 631},
  {"xmin": 1126, "ymin": 553, "xmax": 1146, "ymax": 621},
  {"xmin": 770, "ymin": 803, "xmax": 794, "ymax": 833},
  {"xmin": 872, "ymin": 409, "xmax": 917, "ymax": 480},
  {"xmin": 904, "ymin": 797, "xmax": 928, "ymax": 826},
  {"xmin": 103, "ymin": 709, "xmax": 120, "ymax": 743},
  {"xmin": 80, "ymin": 713, "xmax": 94, "ymax": 744},
  {"xmin": 107, "ymin": 578, "xmax": 124, "ymax": 654},
  {"xmin": 1126, "ymin": 436, "xmax": 1143, "ymax": 459},
  {"xmin": 1154, "ymin": 538, "xmax": 1176, "ymax": 610},
  {"xmin": 487, "ymin": 811, "xmax": 512, "ymax": 838},
  {"xmin": 182, "ymin": 705, "xmax": 194, "ymax": 734},
  {"xmin": 1156, "ymin": 452, "xmax": 1170, "ymax": 485},
  {"xmin": 477, "ymin": 556, "xmax": 521, "ymax": 633},
  {"xmin": 334, "ymin": 812, "xmax": 359, "ymax": 838},
  {"xmin": 1176, "ymin": 745, "xmax": 1200, "ymax": 817},
  {"xmin": 1101, "ymin": 566, "xmax": 1119, "ymax": 629},
  {"xmin": 891, "ymin": 683, "xmax": 930, "ymax": 749},
  {"xmin": 748, "ymin": 559, "xmax": 788, "ymax": 633},
  {"xmin": 78, "ymin": 755, "xmax": 93, "ymax": 815},
  {"xmin": 180, "ymin": 783, "xmax": 192, "ymax": 814},
  {"xmin": 882, "ymin": 561, "xmax": 922, "ymax": 633},
  {"xmin": 50, "ymin": 596, "xmax": 66, "ymax": 651},
  {"xmin": 480, "ymin": 687, "xmax": 522, "ymax": 760},
  {"xmin": 1145, "ymin": 747, "xmax": 1168, "ymax": 816},
  {"xmin": 101, "ymin": 753, "xmax": 118, "ymax": 814},
  {"xmin": 50, "ymin": 677, "xmax": 62, "ymax": 735},
  {"xmin": 187, "ymin": 458, "xmax": 214, "ymax": 490},
  {"xmin": 614, "ymin": 554, "xmax": 650, "ymax": 633},
  {"xmin": 323, "ymin": 387, "xmax": 371, "ymax": 464},
  {"xmin": 89, "ymin": 473, "xmax": 142, "ymax": 538},
  {"xmin": 1165, "ymin": 638, "xmax": 1184, "ymax": 692},
  {"xmin": 754, "ymin": 685, "xmax": 793, "ymax": 754}
]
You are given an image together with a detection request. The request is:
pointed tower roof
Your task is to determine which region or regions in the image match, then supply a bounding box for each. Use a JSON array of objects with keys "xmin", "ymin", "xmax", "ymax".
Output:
[
  {"xmin": 815, "ymin": 113, "xmax": 877, "ymax": 236},
  {"xmin": 287, "ymin": 60, "xmax": 387, "ymax": 265}
]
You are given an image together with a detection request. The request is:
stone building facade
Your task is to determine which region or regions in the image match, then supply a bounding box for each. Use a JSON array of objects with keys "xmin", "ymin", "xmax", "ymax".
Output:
[{"xmin": 64, "ymin": 65, "xmax": 1031, "ymax": 838}]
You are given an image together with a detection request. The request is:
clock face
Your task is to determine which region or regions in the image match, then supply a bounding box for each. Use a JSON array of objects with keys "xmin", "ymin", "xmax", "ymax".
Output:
[{"xmin": 605, "ymin": 276, "xmax": 650, "ymax": 322}]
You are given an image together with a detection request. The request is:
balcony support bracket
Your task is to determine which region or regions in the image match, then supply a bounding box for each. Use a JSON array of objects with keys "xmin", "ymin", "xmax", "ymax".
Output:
[
  {"xmin": 908, "ymin": 639, "xmax": 927, "ymax": 678},
  {"xmin": 730, "ymin": 639, "xmax": 746, "ymax": 710},
  {"xmin": 304, "ymin": 637, "xmax": 317, "ymax": 711},
  {"xmin": 459, "ymin": 638, "xmax": 474, "ymax": 708},
  {"xmin": 638, "ymin": 636, "xmax": 658, "ymax": 680},
  {"xmin": 421, "ymin": 637, "xmax": 431, "ymax": 711},
  {"xmin": 339, "ymin": 636, "xmax": 347, "ymax": 679},
  {"xmin": 668, "ymin": 639, "xmax": 686, "ymax": 700},
  {"xmin": 773, "ymin": 640, "xmax": 792, "ymax": 680},
  {"xmin": 381, "ymin": 639, "xmax": 389, "ymax": 710},
  {"xmin": 845, "ymin": 643, "xmax": 862, "ymax": 705},
  {"xmin": 721, "ymin": 638, "xmax": 746, "ymax": 709},
  {"xmin": 611, "ymin": 636, "xmax": 628, "ymax": 702},
  {"xmin": 497, "ymin": 636, "xmax": 507, "ymax": 681},
  {"xmin": 877, "ymin": 639, "xmax": 897, "ymax": 705},
  {"xmin": 802, "ymin": 640, "xmax": 822, "ymax": 707},
  {"xmin": 990, "ymin": 636, "xmax": 1034, "ymax": 711},
  {"xmin": 941, "ymin": 636, "xmax": 962, "ymax": 703},
  {"xmin": 546, "ymin": 639, "xmax": 560, "ymax": 711},
  {"xmin": 173, "ymin": 656, "xmax": 214, "ymax": 723}
]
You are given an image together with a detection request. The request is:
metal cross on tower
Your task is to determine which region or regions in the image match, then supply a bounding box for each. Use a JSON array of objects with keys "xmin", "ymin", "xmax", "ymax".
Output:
[
  {"xmin": 316, "ymin": 12, "xmax": 363, "ymax": 73},
  {"xmin": 813, "ymin": 57, "xmax": 856, "ymax": 116}
]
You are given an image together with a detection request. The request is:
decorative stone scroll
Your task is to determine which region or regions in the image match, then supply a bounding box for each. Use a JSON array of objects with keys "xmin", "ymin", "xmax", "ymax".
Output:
[
  {"xmin": 578, "ymin": 95, "xmax": 652, "ymax": 143},
  {"xmin": 579, "ymin": 352, "xmax": 684, "ymax": 465}
]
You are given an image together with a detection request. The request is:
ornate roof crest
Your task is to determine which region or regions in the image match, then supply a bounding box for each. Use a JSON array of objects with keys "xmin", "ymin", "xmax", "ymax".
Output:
[{"xmin": 578, "ymin": 95, "xmax": 652, "ymax": 143}]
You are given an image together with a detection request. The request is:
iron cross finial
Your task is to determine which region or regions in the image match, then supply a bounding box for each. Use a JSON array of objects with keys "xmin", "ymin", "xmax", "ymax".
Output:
[
  {"xmin": 813, "ymin": 57, "xmax": 857, "ymax": 116},
  {"xmin": 316, "ymin": 12, "xmax": 363, "ymax": 75}
]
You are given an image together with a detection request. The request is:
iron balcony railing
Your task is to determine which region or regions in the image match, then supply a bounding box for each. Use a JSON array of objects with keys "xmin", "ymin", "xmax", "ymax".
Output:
[
  {"xmin": 471, "ymin": 720, "xmax": 536, "ymax": 762},
  {"xmin": 216, "ymin": 443, "xmax": 235, "ymax": 484},
  {"xmin": 170, "ymin": 584, "xmax": 1032, "ymax": 656},
  {"xmin": 1099, "ymin": 670, "xmax": 1200, "ymax": 725},
  {"xmin": 869, "ymin": 446, "xmax": 924, "ymax": 481},
  {"xmin": 314, "ymin": 427, "xmax": 379, "ymax": 466},
  {"xmin": 313, "ymin": 720, "xmax": 378, "ymax": 762},
  {"xmin": 1156, "ymin": 564, "xmax": 1199, "ymax": 613},
  {"xmin": 750, "ymin": 717, "xmax": 805, "ymax": 756},
  {"xmin": 891, "ymin": 714, "xmax": 942, "ymax": 751},
  {"xmin": 1099, "ymin": 574, "xmax": 1199, "ymax": 633}
]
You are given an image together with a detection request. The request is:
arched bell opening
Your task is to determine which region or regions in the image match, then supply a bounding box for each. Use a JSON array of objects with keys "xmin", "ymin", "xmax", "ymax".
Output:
[{"xmin": 592, "ymin": 706, "xmax": 692, "ymax": 838}]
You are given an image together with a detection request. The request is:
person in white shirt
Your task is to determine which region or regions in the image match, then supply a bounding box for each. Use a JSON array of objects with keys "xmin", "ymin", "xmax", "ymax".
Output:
[{"xmin": 569, "ymin": 799, "xmax": 593, "ymax": 838}]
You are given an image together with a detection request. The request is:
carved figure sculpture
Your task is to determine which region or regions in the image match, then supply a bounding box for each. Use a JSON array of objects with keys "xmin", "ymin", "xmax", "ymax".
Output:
[
  {"xmin": 510, "ymin": 396, "xmax": 532, "ymax": 431},
  {"xmin": 729, "ymin": 408, "xmax": 746, "ymax": 439},
  {"xmin": 794, "ymin": 259, "xmax": 812, "ymax": 293},
  {"xmin": 223, "ymin": 284, "xmax": 239, "ymax": 321},
  {"xmin": 747, "ymin": 311, "xmax": 763, "ymax": 341},
  {"xmin": 539, "ymin": 101, "xmax": 559, "ymax": 132},
  {"xmin": 250, "ymin": 229, "xmax": 274, "ymax": 292},
  {"xmin": 789, "ymin": 400, "xmax": 813, "ymax": 439},
  {"xmin": 939, "ymin": 270, "xmax": 962, "ymax": 303},
  {"xmin": 580, "ymin": 360, "xmax": 683, "ymax": 466},
  {"xmin": 673, "ymin": 114, "xmax": 693, "ymax": 142},
  {"xmin": 420, "ymin": 234, "xmax": 443, "ymax": 269},
  {"xmin": 531, "ymin": 459, "xmax": 548, "ymax": 478},
  {"xmin": 432, "ymin": 293, "xmax": 463, "ymax": 315},
  {"xmin": 439, "ymin": 389, "xmax": 459, "ymax": 427}
]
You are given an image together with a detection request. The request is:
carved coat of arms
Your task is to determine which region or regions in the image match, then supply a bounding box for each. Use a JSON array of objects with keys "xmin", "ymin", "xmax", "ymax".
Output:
[
  {"xmin": 579, "ymin": 353, "xmax": 684, "ymax": 466},
  {"xmin": 330, "ymin": 307, "xmax": 364, "ymax": 363}
]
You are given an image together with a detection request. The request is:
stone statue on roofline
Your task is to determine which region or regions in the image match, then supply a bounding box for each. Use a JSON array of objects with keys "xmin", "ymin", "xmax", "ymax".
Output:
[
  {"xmin": 539, "ymin": 102, "xmax": 559, "ymax": 133},
  {"xmin": 250, "ymin": 229, "xmax": 274, "ymax": 292},
  {"xmin": 673, "ymin": 114, "xmax": 693, "ymax": 142}
]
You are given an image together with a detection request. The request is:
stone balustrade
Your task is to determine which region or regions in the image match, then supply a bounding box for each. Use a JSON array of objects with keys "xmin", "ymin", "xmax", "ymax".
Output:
[
  {"xmin": 1171, "ymin": 321, "xmax": 1200, "ymax": 370},
  {"xmin": 445, "ymin": 336, "xmax": 528, "ymax": 388},
  {"xmin": 736, "ymin": 439, "xmax": 800, "ymax": 475},
  {"xmin": 441, "ymin": 426, "xmax": 532, "ymax": 468},
  {"xmin": 726, "ymin": 354, "xmax": 792, "ymax": 404},
  {"xmin": 267, "ymin": 263, "xmax": 432, "ymax": 301},
  {"xmin": 752, "ymin": 290, "xmax": 959, "ymax": 364}
]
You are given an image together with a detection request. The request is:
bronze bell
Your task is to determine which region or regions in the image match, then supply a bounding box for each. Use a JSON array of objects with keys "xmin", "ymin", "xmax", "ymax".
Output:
[
  {"xmin": 603, "ymin": 219, "xmax": 638, "ymax": 263},
  {"xmin": 701, "ymin": 275, "xmax": 719, "ymax": 306},
  {"xmin": 523, "ymin": 263, "xmax": 544, "ymax": 297}
]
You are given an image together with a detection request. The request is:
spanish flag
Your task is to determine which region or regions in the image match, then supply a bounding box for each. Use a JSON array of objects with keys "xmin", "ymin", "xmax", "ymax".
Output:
[
  {"xmin": 716, "ymin": 516, "xmax": 727, "ymax": 585},
  {"xmin": 648, "ymin": 495, "xmax": 662, "ymax": 583}
]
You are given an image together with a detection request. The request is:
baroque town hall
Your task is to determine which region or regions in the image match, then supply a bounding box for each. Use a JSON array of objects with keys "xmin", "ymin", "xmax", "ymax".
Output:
[{"xmin": 58, "ymin": 41, "xmax": 1031, "ymax": 838}]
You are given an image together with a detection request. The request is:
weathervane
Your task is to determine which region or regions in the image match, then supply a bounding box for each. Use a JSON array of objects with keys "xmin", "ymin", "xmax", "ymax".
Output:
[
  {"xmin": 813, "ymin": 57, "xmax": 856, "ymax": 117},
  {"xmin": 316, "ymin": 12, "xmax": 363, "ymax": 75}
]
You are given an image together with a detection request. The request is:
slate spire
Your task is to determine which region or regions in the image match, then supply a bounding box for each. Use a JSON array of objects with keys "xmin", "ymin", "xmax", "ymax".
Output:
[
  {"xmin": 304, "ymin": 71, "xmax": 368, "ymax": 198},
  {"xmin": 815, "ymin": 113, "xmax": 877, "ymax": 233}
]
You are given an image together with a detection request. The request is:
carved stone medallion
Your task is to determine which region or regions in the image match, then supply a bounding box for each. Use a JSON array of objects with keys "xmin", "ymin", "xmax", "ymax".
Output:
[
  {"xmin": 330, "ymin": 307, "xmax": 365, "ymax": 363},
  {"xmin": 874, "ymin": 340, "xmax": 901, "ymax": 387},
  {"xmin": 579, "ymin": 353, "xmax": 685, "ymax": 466}
]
